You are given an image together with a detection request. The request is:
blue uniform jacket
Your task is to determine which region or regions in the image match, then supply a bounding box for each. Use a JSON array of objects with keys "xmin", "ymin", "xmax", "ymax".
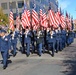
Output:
[
  {"xmin": 24, "ymin": 31, "xmax": 32, "ymax": 44},
  {"xmin": 11, "ymin": 30, "xmax": 19, "ymax": 44},
  {"xmin": 0, "ymin": 36, "xmax": 1, "ymax": 50},
  {"xmin": 0, "ymin": 34, "xmax": 10, "ymax": 52}
]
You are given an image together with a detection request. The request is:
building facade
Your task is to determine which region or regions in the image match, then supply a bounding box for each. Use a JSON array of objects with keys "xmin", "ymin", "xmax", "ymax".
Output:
[{"xmin": 0, "ymin": 0, "xmax": 58, "ymax": 20}]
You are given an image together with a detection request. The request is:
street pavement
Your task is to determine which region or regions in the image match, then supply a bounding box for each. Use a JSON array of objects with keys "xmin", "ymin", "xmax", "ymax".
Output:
[{"xmin": 0, "ymin": 39, "xmax": 76, "ymax": 75}]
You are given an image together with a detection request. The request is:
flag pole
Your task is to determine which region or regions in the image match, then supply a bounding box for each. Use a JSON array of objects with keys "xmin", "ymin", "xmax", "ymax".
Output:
[
  {"xmin": 16, "ymin": 1, "xmax": 19, "ymax": 14},
  {"xmin": 24, "ymin": 0, "xmax": 25, "ymax": 5},
  {"xmin": 30, "ymin": 0, "xmax": 33, "ymax": 30}
]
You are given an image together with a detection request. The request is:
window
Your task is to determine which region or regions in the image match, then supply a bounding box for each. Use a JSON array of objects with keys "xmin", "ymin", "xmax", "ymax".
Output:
[
  {"xmin": 1, "ymin": 3, "xmax": 7, "ymax": 10},
  {"xmin": 18, "ymin": 1, "xmax": 24, "ymax": 8},
  {"xmin": 9, "ymin": 2, "xmax": 16, "ymax": 9}
]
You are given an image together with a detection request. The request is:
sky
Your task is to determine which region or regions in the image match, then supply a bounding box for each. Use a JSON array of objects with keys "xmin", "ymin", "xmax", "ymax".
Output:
[{"xmin": 58, "ymin": 0, "xmax": 76, "ymax": 19}]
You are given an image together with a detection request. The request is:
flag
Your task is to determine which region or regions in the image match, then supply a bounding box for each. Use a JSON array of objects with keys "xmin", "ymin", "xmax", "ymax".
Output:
[
  {"xmin": 32, "ymin": 9, "xmax": 39, "ymax": 26},
  {"xmin": 54, "ymin": 10, "xmax": 61, "ymax": 27},
  {"xmin": 48, "ymin": 10, "xmax": 58, "ymax": 28},
  {"xmin": 9, "ymin": 3, "xmax": 14, "ymax": 31},
  {"xmin": 71, "ymin": 16, "xmax": 74, "ymax": 30},
  {"xmin": 16, "ymin": 7, "xmax": 21, "ymax": 30},
  {"xmin": 41, "ymin": 12, "xmax": 48, "ymax": 28},
  {"xmin": 65, "ymin": 11, "xmax": 71, "ymax": 29},
  {"xmin": 56, "ymin": 8, "xmax": 66, "ymax": 29},
  {"xmin": 21, "ymin": 3, "xmax": 30, "ymax": 29},
  {"xmin": 31, "ymin": 0, "xmax": 39, "ymax": 29},
  {"xmin": 60, "ymin": 14, "xmax": 66, "ymax": 29},
  {"xmin": 48, "ymin": 3, "xmax": 58, "ymax": 28},
  {"xmin": 68, "ymin": 14, "xmax": 72, "ymax": 30},
  {"xmin": 65, "ymin": 11, "xmax": 69, "ymax": 24}
]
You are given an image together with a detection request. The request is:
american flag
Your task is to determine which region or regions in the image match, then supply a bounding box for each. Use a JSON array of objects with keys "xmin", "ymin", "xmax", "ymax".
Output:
[
  {"xmin": 71, "ymin": 16, "xmax": 74, "ymax": 30},
  {"xmin": 21, "ymin": 3, "xmax": 30, "ymax": 29},
  {"xmin": 16, "ymin": 7, "xmax": 21, "ymax": 30},
  {"xmin": 48, "ymin": 10, "xmax": 58, "ymax": 28},
  {"xmin": 60, "ymin": 14, "xmax": 66, "ymax": 29},
  {"xmin": 65, "ymin": 12, "xmax": 71, "ymax": 29},
  {"xmin": 32, "ymin": 9, "xmax": 39, "ymax": 26},
  {"xmin": 65, "ymin": 11, "xmax": 69, "ymax": 24},
  {"xmin": 9, "ymin": 3, "xmax": 14, "ymax": 31},
  {"xmin": 54, "ymin": 10, "xmax": 61, "ymax": 27},
  {"xmin": 42, "ymin": 12, "xmax": 48, "ymax": 28},
  {"xmin": 31, "ymin": 0, "xmax": 39, "ymax": 30},
  {"xmin": 68, "ymin": 14, "xmax": 72, "ymax": 30},
  {"xmin": 48, "ymin": 3, "xmax": 58, "ymax": 28}
]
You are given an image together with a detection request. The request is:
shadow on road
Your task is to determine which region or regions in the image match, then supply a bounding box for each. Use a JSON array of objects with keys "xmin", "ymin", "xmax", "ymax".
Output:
[{"xmin": 60, "ymin": 41, "xmax": 76, "ymax": 75}]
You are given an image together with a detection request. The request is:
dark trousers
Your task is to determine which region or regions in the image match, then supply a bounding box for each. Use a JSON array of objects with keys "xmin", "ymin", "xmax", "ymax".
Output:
[
  {"xmin": 1, "ymin": 51, "xmax": 8, "ymax": 66},
  {"xmin": 37, "ymin": 43, "xmax": 42, "ymax": 55},
  {"xmin": 25, "ymin": 43, "xmax": 30, "ymax": 55},
  {"xmin": 12, "ymin": 43, "xmax": 17, "ymax": 55}
]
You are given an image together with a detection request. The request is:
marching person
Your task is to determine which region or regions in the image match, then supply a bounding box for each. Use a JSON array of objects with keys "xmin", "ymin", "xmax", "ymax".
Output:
[
  {"xmin": 24, "ymin": 26, "xmax": 32, "ymax": 57},
  {"xmin": 41, "ymin": 27, "xmax": 45, "ymax": 53},
  {"xmin": 36, "ymin": 28, "xmax": 43, "ymax": 56},
  {"xmin": 57, "ymin": 26, "xmax": 63, "ymax": 51},
  {"xmin": 11, "ymin": 25, "xmax": 19, "ymax": 57},
  {"xmin": 46, "ymin": 27, "xmax": 56, "ymax": 57},
  {"xmin": 0, "ymin": 30, "xmax": 11, "ymax": 69},
  {"xmin": 55, "ymin": 28, "xmax": 60, "ymax": 53},
  {"xmin": 0, "ymin": 33, "xmax": 1, "ymax": 50},
  {"xmin": 30, "ymin": 28, "xmax": 36, "ymax": 54},
  {"xmin": 19, "ymin": 27, "xmax": 25, "ymax": 53},
  {"xmin": 61, "ymin": 28, "xmax": 67, "ymax": 49}
]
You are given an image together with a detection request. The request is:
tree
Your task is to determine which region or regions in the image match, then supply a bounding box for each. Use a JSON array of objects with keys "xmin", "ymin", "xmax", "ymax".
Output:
[{"xmin": 0, "ymin": 8, "xmax": 9, "ymax": 26}]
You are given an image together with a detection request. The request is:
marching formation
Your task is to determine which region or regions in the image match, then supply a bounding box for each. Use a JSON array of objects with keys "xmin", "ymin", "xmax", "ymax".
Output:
[
  {"xmin": 0, "ymin": 2, "xmax": 75, "ymax": 70},
  {"xmin": 0, "ymin": 24, "xmax": 75, "ymax": 69}
]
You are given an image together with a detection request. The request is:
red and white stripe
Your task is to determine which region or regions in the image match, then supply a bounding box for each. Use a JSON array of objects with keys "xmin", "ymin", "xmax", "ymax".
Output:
[
  {"xmin": 21, "ymin": 13, "xmax": 27, "ymax": 28},
  {"xmin": 33, "ymin": 25, "xmax": 39, "ymax": 30},
  {"xmin": 21, "ymin": 10, "xmax": 30, "ymax": 29},
  {"xmin": 32, "ymin": 9, "xmax": 39, "ymax": 26},
  {"xmin": 42, "ymin": 13, "xmax": 48, "ymax": 28},
  {"xmin": 68, "ymin": 18, "xmax": 72, "ymax": 30},
  {"xmin": 27, "ymin": 10, "xmax": 30, "ymax": 23},
  {"xmin": 16, "ymin": 16, "xmax": 21, "ymax": 30},
  {"xmin": 60, "ymin": 15, "xmax": 66, "ymax": 29},
  {"xmin": 54, "ymin": 11, "xmax": 61, "ymax": 27},
  {"xmin": 9, "ymin": 11, "xmax": 14, "ymax": 30},
  {"xmin": 48, "ymin": 10, "xmax": 58, "ymax": 28}
]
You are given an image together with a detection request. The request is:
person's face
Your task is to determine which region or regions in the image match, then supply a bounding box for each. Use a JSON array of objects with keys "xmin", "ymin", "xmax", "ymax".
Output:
[
  {"xmin": 26, "ymin": 28, "xmax": 28, "ymax": 31},
  {"xmin": 1, "ymin": 32, "xmax": 5, "ymax": 36}
]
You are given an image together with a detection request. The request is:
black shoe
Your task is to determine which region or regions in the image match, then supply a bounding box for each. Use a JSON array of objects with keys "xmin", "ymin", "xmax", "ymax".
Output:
[
  {"xmin": 8, "ymin": 56, "xmax": 10, "ymax": 59},
  {"xmin": 52, "ymin": 54, "xmax": 54, "ymax": 57},
  {"xmin": 56, "ymin": 50, "xmax": 58, "ymax": 53},
  {"xmin": 31, "ymin": 51, "xmax": 34, "ymax": 54},
  {"xmin": 26, "ymin": 54, "xmax": 30, "ymax": 57},
  {"xmin": 3, "ymin": 65, "xmax": 7, "ymax": 69},
  {"xmin": 13, "ymin": 53, "xmax": 16, "ymax": 57},
  {"xmin": 21, "ymin": 51, "xmax": 25, "ymax": 54},
  {"xmin": 39, "ymin": 54, "xmax": 41, "ymax": 57}
]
